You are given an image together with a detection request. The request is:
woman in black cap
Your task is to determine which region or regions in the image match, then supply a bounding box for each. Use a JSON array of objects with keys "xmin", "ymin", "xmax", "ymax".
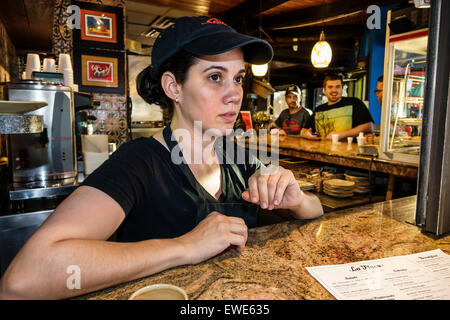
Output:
[{"xmin": 0, "ymin": 16, "xmax": 322, "ymax": 299}]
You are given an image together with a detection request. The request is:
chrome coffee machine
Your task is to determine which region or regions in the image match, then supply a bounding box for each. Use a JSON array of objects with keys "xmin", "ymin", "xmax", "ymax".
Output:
[{"xmin": 2, "ymin": 80, "xmax": 76, "ymax": 188}]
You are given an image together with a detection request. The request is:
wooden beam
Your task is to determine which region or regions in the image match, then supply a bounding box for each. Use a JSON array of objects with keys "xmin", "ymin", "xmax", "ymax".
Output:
[
  {"xmin": 262, "ymin": 0, "xmax": 408, "ymax": 30},
  {"xmin": 218, "ymin": 0, "xmax": 290, "ymax": 28},
  {"xmin": 270, "ymin": 25, "xmax": 364, "ymax": 39},
  {"xmin": 0, "ymin": 0, "xmax": 54, "ymax": 52}
]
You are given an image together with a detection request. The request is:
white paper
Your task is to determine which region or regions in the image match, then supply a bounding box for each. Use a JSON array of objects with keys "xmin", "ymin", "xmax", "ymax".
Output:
[{"xmin": 306, "ymin": 249, "xmax": 450, "ymax": 300}]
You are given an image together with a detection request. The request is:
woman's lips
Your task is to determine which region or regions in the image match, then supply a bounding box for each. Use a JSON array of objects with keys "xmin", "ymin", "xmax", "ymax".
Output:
[{"xmin": 219, "ymin": 112, "xmax": 237, "ymax": 122}]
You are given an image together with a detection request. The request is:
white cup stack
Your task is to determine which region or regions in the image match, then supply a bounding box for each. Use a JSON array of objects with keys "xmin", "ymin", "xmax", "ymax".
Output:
[
  {"xmin": 42, "ymin": 58, "xmax": 56, "ymax": 72},
  {"xmin": 58, "ymin": 53, "xmax": 72, "ymax": 70},
  {"xmin": 25, "ymin": 53, "xmax": 41, "ymax": 79},
  {"xmin": 58, "ymin": 53, "xmax": 74, "ymax": 87}
]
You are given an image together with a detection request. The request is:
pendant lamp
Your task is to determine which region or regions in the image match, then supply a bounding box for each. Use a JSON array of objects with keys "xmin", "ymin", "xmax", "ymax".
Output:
[
  {"xmin": 251, "ymin": 64, "xmax": 268, "ymax": 77},
  {"xmin": 252, "ymin": 0, "xmax": 268, "ymax": 77},
  {"xmin": 311, "ymin": 30, "xmax": 332, "ymax": 68}
]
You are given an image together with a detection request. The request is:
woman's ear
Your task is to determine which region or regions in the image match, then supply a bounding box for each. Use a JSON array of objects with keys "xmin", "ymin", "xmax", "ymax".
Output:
[{"xmin": 161, "ymin": 71, "xmax": 180, "ymax": 102}]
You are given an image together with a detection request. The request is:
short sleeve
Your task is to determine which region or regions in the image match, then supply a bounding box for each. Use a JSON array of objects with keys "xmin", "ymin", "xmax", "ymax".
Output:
[
  {"xmin": 301, "ymin": 110, "xmax": 311, "ymax": 129},
  {"xmin": 305, "ymin": 112, "xmax": 315, "ymax": 131},
  {"xmin": 275, "ymin": 110, "xmax": 286, "ymax": 127},
  {"xmin": 352, "ymin": 98, "xmax": 374, "ymax": 126},
  {"xmin": 81, "ymin": 140, "xmax": 150, "ymax": 216}
]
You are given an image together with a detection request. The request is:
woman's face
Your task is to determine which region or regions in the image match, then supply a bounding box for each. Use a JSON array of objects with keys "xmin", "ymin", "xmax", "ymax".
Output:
[{"xmin": 177, "ymin": 48, "xmax": 246, "ymax": 135}]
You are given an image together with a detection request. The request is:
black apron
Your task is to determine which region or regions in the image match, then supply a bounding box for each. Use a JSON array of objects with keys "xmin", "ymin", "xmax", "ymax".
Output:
[{"xmin": 163, "ymin": 125, "xmax": 259, "ymax": 227}]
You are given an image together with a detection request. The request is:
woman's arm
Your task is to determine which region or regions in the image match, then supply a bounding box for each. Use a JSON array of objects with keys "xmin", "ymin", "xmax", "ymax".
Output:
[
  {"xmin": 0, "ymin": 186, "xmax": 247, "ymax": 299},
  {"xmin": 242, "ymin": 165, "xmax": 323, "ymax": 220}
]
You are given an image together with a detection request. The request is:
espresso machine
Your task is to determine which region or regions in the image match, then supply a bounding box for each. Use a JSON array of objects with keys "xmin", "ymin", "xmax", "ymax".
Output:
[{"xmin": 0, "ymin": 80, "xmax": 77, "ymax": 212}]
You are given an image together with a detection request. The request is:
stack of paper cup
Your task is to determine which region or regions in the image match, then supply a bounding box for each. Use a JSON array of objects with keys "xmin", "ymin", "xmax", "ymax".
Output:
[
  {"xmin": 25, "ymin": 53, "xmax": 41, "ymax": 79},
  {"xmin": 42, "ymin": 58, "xmax": 56, "ymax": 72},
  {"xmin": 62, "ymin": 68, "xmax": 74, "ymax": 87},
  {"xmin": 58, "ymin": 53, "xmax": 72, "ymax": 71},
  {"xmin": 58, "ymin": 53, "xmax": 74, "ymax": 87}
]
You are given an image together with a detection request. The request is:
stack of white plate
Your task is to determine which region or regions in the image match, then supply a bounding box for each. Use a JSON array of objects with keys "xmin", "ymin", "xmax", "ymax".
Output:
[
  {"xmin": 345, "ymin": 171, "xmax": 371, "ymax": 194},
  {"xmin": 323, "ymin": 179, "xmax": 355, "ymax": 198},
  {"xmin": 296, "ymin": 179, "xmax": 315, "ymax": 191}
]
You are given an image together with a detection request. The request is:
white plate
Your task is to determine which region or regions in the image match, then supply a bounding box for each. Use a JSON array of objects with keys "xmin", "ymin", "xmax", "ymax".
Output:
[{"xmin": 0, "ymin": 100, "xmax": 47, "ymax": 115}]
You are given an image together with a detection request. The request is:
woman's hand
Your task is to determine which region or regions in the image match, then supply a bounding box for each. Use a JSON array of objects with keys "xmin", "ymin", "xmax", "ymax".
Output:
[
  {"xmin": 241, "ymin": 165, "xmax": 304, "ymax": 211},
  {"xmin": 176, "ymin": 212, "xmax": 248, "ymax": 264}
]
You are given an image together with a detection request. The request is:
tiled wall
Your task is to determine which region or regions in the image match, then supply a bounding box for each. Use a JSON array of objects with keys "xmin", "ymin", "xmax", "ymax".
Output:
[
  {"xmin": 0, "ymin": 16, "xmax": 18, "ymax": 82},
  {"xmin": 52, "ymin": 0, "xmax": 129, "ymax": 147}
]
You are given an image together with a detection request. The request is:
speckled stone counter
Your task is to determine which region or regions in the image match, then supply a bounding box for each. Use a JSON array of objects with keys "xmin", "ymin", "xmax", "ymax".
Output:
[{"xmin": 78, "ymin": 196, "xmax": 449, "ymax": 300}]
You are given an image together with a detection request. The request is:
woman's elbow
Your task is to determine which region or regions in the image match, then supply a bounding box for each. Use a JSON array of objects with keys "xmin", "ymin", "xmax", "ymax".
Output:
[{"xmin": 0, "ymin": 266, "xmax": 34, "ymax": 299}]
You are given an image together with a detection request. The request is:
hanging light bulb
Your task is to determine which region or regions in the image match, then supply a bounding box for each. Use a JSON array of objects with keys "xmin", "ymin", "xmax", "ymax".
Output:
[
  {"xmin": 251, "ymin": 63, "xmax": 268, "ymax": 77},
  {"xmin": 292, "ymin": 37, "xmax": 298, "ymax": 52},
  {"xmin": 251, "ymin": 0, "xmax": 269, "ymax": 77},
  {"xmin": 311, "ymin": 30, "xmax": 332, "ymax": 68}
]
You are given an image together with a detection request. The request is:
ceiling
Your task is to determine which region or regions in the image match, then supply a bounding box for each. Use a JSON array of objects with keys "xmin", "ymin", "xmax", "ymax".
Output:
[
  {"xmin": 126, "ymin": 0, "xmax": 411, "ymax": 86},
  {"xmin": 0, "ymin": 0, "xmax": 54, "ymax": 53},
  {"xmin": 0, "ymin": 0, "xmax": 413, "ymax": 87}
]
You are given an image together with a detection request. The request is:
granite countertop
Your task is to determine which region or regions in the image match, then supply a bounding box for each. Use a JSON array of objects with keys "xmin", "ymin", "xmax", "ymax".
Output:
[
  {"xmin": 237, "ymin": 134, "xmax": 418, "ymax": 178},
  {"xmin": 79, "ymin": 196, "xmax": 449, "ymax": 300}
]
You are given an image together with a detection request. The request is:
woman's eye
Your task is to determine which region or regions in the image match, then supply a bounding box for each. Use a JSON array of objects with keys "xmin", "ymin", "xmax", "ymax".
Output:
[
  {"xmin": 209, "ymin": 74, "xmax": 221, "ymax": 82},
  {"xmin": 235, "ymin": 75, "xmax": 245, "ymax": 85}
]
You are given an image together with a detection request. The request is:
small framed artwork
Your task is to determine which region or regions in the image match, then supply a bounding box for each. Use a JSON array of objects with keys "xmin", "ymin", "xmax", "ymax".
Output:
[
  {"xmin": 74, "ymin": 48, "xmax": 125, "ymax": 94},
  {"xmin": 72, "ymin": 1, "xmax": 124, "ymax": 50}
]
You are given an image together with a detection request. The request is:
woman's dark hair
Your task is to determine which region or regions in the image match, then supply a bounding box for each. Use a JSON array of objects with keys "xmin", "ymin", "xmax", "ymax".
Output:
[{"xmin": 136, "ymin": 50, "xmax": 198, "ymax": 112}]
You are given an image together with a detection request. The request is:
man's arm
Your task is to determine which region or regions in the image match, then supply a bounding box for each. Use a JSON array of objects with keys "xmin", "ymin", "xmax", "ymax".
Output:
[
  {"xmin": 326, "ymin": 122, "xmax": 373, "ymax": 140},
  {"xmin": 300, "ymin": 128, "xmax": 321, "ymax": 140}
]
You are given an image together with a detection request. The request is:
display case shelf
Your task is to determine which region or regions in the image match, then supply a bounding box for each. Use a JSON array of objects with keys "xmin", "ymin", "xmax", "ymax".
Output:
[{"xmin": 379, "ymin": 19, "xmax": 428, "ymax": 164}]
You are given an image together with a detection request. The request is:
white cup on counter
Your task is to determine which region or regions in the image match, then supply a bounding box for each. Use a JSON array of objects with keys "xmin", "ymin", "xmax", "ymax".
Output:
[
  {"xmin": 347, "ymin": 137, "xmax": 353, "ymax": 144},
  {"xmin": 42, "ymin": 58, "xmax": 56, "ymax": 72},
  {"xmin": 128, "ymin": 284, "xmax": 188, "ymax": 300},
  {"xmin": 357, "ymin": 136, "xmax": 365, "ymax": 146},
  {"xmin": 61, "ymin": 68, "xmax": 74, "ymax": 87},
  {"xmin": 58, "ymin": 53, "xmax": 73, "ymax": 71},
  {"xmin": 25, "ymin": 53, "xmax": 41, "ymax": 79},
  {"xmin": 331, "ymin": 134, "xmax": 339, "ymax": 144}
]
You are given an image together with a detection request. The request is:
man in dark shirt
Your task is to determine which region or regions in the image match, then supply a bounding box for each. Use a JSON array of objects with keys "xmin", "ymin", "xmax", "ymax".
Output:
[
  {"xmin": 301, "ymin": 74, "xmax": 374, "ymax": 140},
  {"xmin": 271, "ymin": 85, "xmax": 311, "ymax": 135}
]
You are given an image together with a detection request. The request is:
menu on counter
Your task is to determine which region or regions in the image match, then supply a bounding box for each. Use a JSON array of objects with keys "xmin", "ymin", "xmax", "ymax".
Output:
[{"xmin": 306, "ymin": 249, "xmax": 450, "ymax": 300}]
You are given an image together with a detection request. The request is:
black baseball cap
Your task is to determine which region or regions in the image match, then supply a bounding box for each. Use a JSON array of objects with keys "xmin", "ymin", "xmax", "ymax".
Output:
[
  {"xmin": 151, "ymin": 16, "xmax": 273, "ymax": 75},
  {"xmin": 285, "ymin": 85, "xmax": 301, "ymax": 96}
]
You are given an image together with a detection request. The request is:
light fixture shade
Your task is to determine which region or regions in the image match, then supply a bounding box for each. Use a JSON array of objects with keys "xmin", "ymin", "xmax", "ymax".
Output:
[
  {"xmin": 251, "ymin": 63, "xmax": 268, "ymax": 77},
  {"xmin": 311, "ymin": 31, "xmax": 332, "ymax": 68}
]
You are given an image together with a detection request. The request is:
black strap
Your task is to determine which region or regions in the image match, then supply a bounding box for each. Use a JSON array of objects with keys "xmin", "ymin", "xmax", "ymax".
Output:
[
  {"xmin": 162, "ymin": 125, "xmax": 258, "ymax": 226},
  {"xmin": 162, "ymin": 125, "xmax": 203, "ymax": 195}
]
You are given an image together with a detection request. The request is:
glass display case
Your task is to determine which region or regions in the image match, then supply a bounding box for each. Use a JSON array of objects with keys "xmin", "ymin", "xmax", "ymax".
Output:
[{"xmin": 379, "ymin": 27, "xmax": 428, "ymax": 163}]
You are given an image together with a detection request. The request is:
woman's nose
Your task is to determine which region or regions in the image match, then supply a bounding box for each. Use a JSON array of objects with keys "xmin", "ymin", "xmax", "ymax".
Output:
[{"xmin": 224, "ymin": 81, "xmax": 242, "ymax": 104}]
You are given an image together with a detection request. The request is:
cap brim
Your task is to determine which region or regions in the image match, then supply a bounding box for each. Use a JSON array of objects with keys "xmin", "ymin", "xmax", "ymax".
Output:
[{"xmin": 184, "ymin": 31, "xmax": 273, "ymax": 65}]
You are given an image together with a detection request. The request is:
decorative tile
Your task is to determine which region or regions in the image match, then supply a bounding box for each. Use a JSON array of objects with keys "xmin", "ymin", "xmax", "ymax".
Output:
[{"xmin": 52, "ymin": 0, "xmax": 129, "ymax": 146}]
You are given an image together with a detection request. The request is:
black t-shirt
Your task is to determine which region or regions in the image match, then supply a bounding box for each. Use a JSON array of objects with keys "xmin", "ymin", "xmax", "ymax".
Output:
[
  {"xmin": 81, "ymin": 133, "xmax": 263, "ymax": 242},
  {"xmin": 275, "ymin": 108, "xmax": 310, "ymax": 135},
  {"xmin": 305, "ymin": 97, "xmax": 374, "ymax": 136}
]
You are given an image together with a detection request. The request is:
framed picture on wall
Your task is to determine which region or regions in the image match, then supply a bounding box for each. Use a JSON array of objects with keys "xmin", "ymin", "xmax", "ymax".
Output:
[
  {"xmin": 74, "ymin": 48, "xmax": 125, "ymax": 94},
  {"xmin": 72, "ymin": 1, "xmax": 124, "ymax": 50}
]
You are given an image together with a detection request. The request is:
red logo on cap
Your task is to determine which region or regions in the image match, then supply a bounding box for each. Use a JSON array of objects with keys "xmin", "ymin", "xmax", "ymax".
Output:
[{"xmin": 202, "ymin": 18, "xmax": 227, "ymax": 26}]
